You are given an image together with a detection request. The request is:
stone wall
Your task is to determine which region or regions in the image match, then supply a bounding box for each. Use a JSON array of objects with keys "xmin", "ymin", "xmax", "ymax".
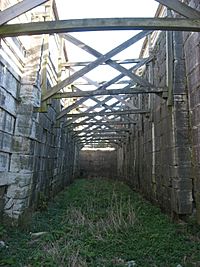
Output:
[
  {"xmin": 80, "ymin": 150, "xmax": 117, "ymax": 179},
  {"xmin": 0, "ymin": 55, "xmax": 20, "ymax": 219},
  {"xmin": 0, "ymin": 2, "xmax": 79, "ymax": 221},
  {"xmin": 117, "ymin": 2, "xmax": 200, "ymax": 220},
  {"xmin": 183, "ymin": 0, "xmax": 200, "ymax": 222}
]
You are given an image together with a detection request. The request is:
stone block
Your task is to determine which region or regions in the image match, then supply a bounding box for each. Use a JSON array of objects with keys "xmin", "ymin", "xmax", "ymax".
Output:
[
  {"xmin": 4, "ymin": 197, "xmax": 29, "ymax": 219},
  {"xmin": 0, "ymin": 108, "xmax": 6, "ymax": 131},
  {"xmin": 170, "ymin": 164, "xmax": 192, "ymax": 179},
  {"xmin": 171, "ymin": 189, "xmax": 193, "ymax": 214},
  {"xmin": 175, "ymin": 146, "xmax": 191, "ymax": 164},
  {"xmin": 187, "ymin": 65, "xmax": 200, "ymax": 92},
  {"xmin": 175, "ymin": 128, "xmax": 190, "ymax": 147},
  {"xmin": 1, "ymin": 67, "xmax": 18, "ymax": 98},
  {"xmin": 174, "ymin": 43, "xmax": 185, "ymax": 60},
  {"xmin": 172, "ymin": 178, "xmax": 193, "ymax": 191},
  {"xmin": 0, "ymin": 152, "xmax": 10, "ymax": 171},
  {"xmin": 19, "ymin": 84, "xmax": 39, "ymax": 105},
  {"xmin": 174, "ymin": 111, "xmax": 189, "ymax": 130},
  {"xmin": 10, "ymin": 154, "xmax": 34, "ymax": 173},
  {"xmin": 6, "ymin": 184, "xmax": 31, "ymax": 199},
  {"xmin": 4, "ymin": 113, "xmax": 15, "ymax": 134},
  {"xmin": 0, "ymin": 87, "xmax": 17, "ymax": 116},
  {"xmin": 12, "ymin": 136, "xmax": 34, "ymax": 154},
  {"xmin": 0, "ymin": 131, "xmax": 12, "ymax": 152},
  {"xmin": 15, "ymin": 114, "xmax": 32, "ymax": 129}
]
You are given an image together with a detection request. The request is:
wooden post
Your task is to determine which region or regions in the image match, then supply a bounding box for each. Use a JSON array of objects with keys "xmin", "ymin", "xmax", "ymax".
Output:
[
  {"xmin": 38, "ymin": 1, "xmax": 53, "ymax": 112},
  {"xmin": 166, "ymin": 8, "xmax": 174, "ymax": 106}
]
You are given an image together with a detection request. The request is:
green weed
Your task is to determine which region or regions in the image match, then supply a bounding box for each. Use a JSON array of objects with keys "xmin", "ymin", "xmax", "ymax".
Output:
[{"xmin": 0, "ymin": 178, "xmax": 200, "ymax": 266}]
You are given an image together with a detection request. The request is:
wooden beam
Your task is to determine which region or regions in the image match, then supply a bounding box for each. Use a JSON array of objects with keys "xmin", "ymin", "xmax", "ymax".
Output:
[
  {"xmin": 53, "ymin": 87, "xmax": 165, "ymax": 99},
  {"xmin": 82, "ymin": 141, "xmax": 120, "ymax": 146},
  {"xmin": 71, "ymin": 83, "xmax": 138, "ymax": 114},
  {"xmin": 63, "ymin": 96, "xmax": 117, "ymax": 126},
  {"xmin": 65, "ymin": 98, "xmax": 137, "ymax": 125},
  {"xmin": 76, "ymin": 128, "xmax": 129, "ymax": 135},
  {"xmin": 80, "ymin": 134, "xmax": 127, "ymax": 139},
  {"xmin": 69, "ymin": 80, "xmax": 134, "ymax": 86},
  {"xmin": 57, "ymin": 57, "xmax": 151, "ymax": 119},
  {"xmin": 41, "ymin": 30, "xmax": 150, "ymax": 102},
  {"xmin": 73, "ymin": 113, "xmax": 134, "ymax": 133},
  {"xmin": 80, "ymin": 135, "xmax": 125, "ymax": 139},
  {"xmin": 82, "ymin": 141, "xmax": 118, "ymax": 145},
  {"xmin": 63, "ymin": 92, "xmax": 132, "ymax": 126},
  {"xmin": 1, "ymin": 18, "xmax": 200, "ymax": 37},
  {"xmin": 71, "ymin": 121, "xmax": 134, "ymax": 127},
  {"xmin": 64, "ymin": 97, "xmax": 115, "ymax": 126},
  {"xmin": 64, "ymin": 109, "xmax": 149, "ymax": 119},
  {"xmin": 75, "ymin": 128, "xmax": 130, "ymax": 133},
  {"xmin": 62, "ymin": 58, "xmax": 145, "ymax": 67},
  {"xmin": 68, "ymin": 69, "xmax": 137, "ymax": 110},
  {"xmin": 67, "ymin": 58, "xmax": 151, "ymax": 106},
  {"xmin": 166, "ymin": 9, "xmax": 174, "ymax": 106},
  {"xmin": 67, "ymin": 110, "xmax": 136, "ymax": 127},
  {"xmin": 0, "ymin": 0, "xmax": 49, "ymax": 25},
  {"xmin": 64, "ymin": 33, "xmax": 153, "ymax": 87},
  {"xmin": 154, "ymin": 0, "xmax": 200, "ymax": 19},
  {"xmin": 80, "ymin": 137, "xmax": 125, "ymax": 142}
]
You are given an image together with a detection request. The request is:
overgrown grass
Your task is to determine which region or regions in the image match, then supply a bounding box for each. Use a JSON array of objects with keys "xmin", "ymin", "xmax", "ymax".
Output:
[{"xmin": 0, "ymin": 178, "xmax": 200, "ymax": 266}]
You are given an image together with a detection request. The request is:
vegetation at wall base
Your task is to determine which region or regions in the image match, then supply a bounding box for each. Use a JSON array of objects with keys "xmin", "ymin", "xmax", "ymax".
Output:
[{"xmin": 0, "ymin": 178, "xmax": 200, "ymax": 267}]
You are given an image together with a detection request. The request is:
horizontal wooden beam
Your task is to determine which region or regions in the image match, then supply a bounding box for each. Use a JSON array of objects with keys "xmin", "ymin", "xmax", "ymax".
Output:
[
  {"xmin": 1, "ymin": 18, "xmax": 200, "ymax": 37},
  {"xmin": 0, "ymin": 0, "xmax": 49, "ymax": 25},
  {"xmin": 76, "ymin": 128, "xmax": 130, "ymax": 134},
  {"xmin": 82, "ymin": 141, "xmax": 118, "ymax": 145},
  {"xmin": 62, "ymin": 58, "xmax": 145, "ymax": 67},
  {"xmin": 71, "ymin": 121, "xmax": 135, "ymax": 127},
  {"xmin": 80, "ymin": 132, "xmax": 127, "ymax": 137},
  {"xmin": 82, "ymin": 141, "xmax": 120, "ymax": 147},
  {"xmin": 53, "ymin": 87, "xmax": 165, "ymax": 99},
  {"xmin": 79, "ymin": 136, "xmax": 120, "ymax": 141},
  {"xmin": 70, "ymin": 80, "xmax": 133, "ymax": 86},
  {"xmin": 155, "ymin": 0, "xmax": 200, "ymax": 19},
  {"xmin": 80, "ymin": 135, "xmax": 126, "ymax": 139},
  {"xmin": 74, "ymin": 127, "xmax": 130, "ymax": 132},
  {"xmin": 63, "ymin": 109, "xmax": 149, "ymax": 119}
]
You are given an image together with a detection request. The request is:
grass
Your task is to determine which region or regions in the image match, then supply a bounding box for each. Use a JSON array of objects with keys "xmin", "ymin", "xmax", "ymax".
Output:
[{"xmin": 0, "ymin": 178, "xmax": 200, "ymax": 266}]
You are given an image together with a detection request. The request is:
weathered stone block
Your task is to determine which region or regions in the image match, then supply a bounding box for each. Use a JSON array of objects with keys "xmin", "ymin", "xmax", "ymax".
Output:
[
  {"xmin": 0, "ymin": 87, "xmax": 17, "ymax": 116},
  {"xmin": 4, "ymin": 197, "xmax": 29, "ymax": 219},
  {"xmin": 0, "ymin": 108, "xmax": 6, "ymax": 131},
  {"xmin": 4, "ymin": 113, "xmax": 15, "ymax": 134},
  {"xmin": 172, "ymin": 178, "xmax": 193, "ymax": 191},
  {"xmin": 0, "ymin": 132, "xmax": 12, "ymax": 152},
  {"xmin": 10, "ymin": 154, "xmax": 34, "ymax": 173},
  {"xmin": 12, "ymin": 136, "xmax": 34, "ymax": 154},
  {"xmin": 175, "ymin": 147, "xmax": 191, "ymax": 164},
  {"xmin": 172, "ymin": 189, "xmax": 193, "ymax": 214},
  {"xmin": 0, "ymin": 67, "xmax": 18, "ymax": 98},
  {"xmin": 6, "ymin": 184, "xmax": 31, "ymax": 199},
  {"xmin": 0, "ymin": 152, "xmax": 10, "ymax": 171}
]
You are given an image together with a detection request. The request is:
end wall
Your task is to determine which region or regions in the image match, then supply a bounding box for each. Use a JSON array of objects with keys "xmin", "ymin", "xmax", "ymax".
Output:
[{"xmin": 80, "ymin": 150, "xmax": 117, "ymax": 179}]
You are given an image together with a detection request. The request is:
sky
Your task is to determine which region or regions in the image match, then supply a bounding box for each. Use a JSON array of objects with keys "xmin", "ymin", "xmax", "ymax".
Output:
[{"xmin": 55, "ymin": 0, "xmax": 159, "ymax": 96}]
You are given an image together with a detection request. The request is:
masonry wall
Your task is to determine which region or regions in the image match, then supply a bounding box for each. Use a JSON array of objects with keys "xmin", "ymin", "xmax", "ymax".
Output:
[
  {"xmin": 0, "ymin": 2, "xmax": 79, "ymax": 221},
  {"xmin": 183, "ymin": 0, "xmax": 200, "ymax": 222},
  {"xmin": 80, "ymin": 150, "xmax": 117, "ymax": 179},
  {"xmin": 117, "ymin": 2, "xmax": 200, "ymax": 219}
]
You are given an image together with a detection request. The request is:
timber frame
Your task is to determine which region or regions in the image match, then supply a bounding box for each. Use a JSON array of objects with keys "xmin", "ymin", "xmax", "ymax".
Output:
[{"xmin": 1, "ymin": 0, "xmax": 200, "ymax": 148}]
